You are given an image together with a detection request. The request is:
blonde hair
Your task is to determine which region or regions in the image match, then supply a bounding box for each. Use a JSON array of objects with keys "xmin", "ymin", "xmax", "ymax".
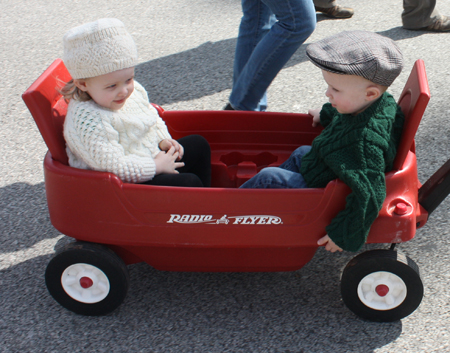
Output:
[{"xmin": 57, "ymin": 77, "xmax": 92, "ymax": 102}]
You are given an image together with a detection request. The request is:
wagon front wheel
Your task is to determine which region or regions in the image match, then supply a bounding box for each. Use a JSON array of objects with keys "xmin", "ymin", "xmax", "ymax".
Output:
[
  {"xmin": 45, "ymin": 241, "xmax": 129, "ymax": 316},
  {"xmin": 340, "ymin": 249, "xmax": 423, "ymax": 322}
]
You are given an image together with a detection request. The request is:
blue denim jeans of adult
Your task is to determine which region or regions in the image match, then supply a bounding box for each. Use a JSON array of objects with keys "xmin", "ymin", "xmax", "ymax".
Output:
[
  {"xmin": 240, "ymin": 145, "xmax": 312, "ymax": 188},
  {"xmin": 229, "ymin": 0, "xmax": 316, "ymax": 111}
]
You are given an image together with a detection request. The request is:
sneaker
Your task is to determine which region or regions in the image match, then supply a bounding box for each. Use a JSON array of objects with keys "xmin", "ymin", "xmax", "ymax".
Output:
[
  {"xmin": 315, "ymin": 4, "xmax": 354, "ymax": 19},
  {"xmin": 424, "ymin": 15, "xmax": 450, "ymax": 32}
]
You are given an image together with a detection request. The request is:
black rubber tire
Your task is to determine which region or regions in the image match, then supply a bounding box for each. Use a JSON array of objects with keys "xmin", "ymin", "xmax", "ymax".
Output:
[
  {"xmin": 45, "ymin": 241, "xmax": 129, "ymax": 316},
  {"xmin": 340, "ymin": 249, "xmax": 423, "ymax": 322}
]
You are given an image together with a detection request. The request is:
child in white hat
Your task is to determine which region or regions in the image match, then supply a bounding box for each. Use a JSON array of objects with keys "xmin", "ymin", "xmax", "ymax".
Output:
[
  {"xmin": 241, "ymin": 31, "xmax": 405, "ymax": 253},
  {"xmin": 61, "ymin": 18, "xmax": 211, "ymax": 187}
]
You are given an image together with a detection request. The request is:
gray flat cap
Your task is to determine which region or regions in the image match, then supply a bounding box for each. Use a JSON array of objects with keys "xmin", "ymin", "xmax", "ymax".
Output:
[{"xmin": 306, "ymin": 30, "xmax": 403, "ymax": 86}]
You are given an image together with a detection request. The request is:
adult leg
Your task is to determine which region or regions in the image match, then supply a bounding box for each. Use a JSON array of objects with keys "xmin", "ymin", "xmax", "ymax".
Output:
[
  {"xmin": 402, "ymin": 0, "xmax": 440, "ymax": 28},
  {"xmin": 231, "ymin": 0, "xmax": 276, "ymax": 111},
  {"xmin": 229, "ymin": 0, "xmax": 316, "ymax": 111}
]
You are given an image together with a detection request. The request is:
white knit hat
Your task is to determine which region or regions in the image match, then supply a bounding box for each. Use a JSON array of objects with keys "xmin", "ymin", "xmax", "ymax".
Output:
[{"xmin": 63, "ymin": 18, "xmax": 138, "ymax": 79}]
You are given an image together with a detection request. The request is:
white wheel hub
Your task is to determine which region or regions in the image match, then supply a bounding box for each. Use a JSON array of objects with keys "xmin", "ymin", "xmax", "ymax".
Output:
[
  {"xmin": 61, "ymin": 263, "xmax": 110, "ymax": 303},
  {"xmin": 357, "ymin": 271, "xmax": 407, "ymax": 310}
]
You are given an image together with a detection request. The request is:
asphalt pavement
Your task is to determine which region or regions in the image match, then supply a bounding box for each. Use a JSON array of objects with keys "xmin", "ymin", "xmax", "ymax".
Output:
[{"xmin": 1, "ymin": 0, "xmax": 450, "ymax": 352}]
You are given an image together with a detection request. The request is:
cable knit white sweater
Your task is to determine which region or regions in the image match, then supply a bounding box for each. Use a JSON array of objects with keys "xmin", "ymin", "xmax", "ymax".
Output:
[{"xmin": 64, "ymin": 81, "xmax": 171, "ymax": 183}]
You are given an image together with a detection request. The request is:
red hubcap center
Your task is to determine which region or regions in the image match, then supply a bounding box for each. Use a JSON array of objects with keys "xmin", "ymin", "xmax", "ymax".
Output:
[
  {"xmin": 80, "ymin": 276, "xmax": 94, "ymax": 289},
  {"xmin": 376, "ymin": 284, "xmax": 389, "ymax": 297}
]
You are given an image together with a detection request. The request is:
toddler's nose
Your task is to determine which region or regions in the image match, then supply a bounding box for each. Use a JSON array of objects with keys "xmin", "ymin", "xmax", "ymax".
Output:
[{"xmin": 118, "ymin": 86, "xmax": 128, "ymax": 97}]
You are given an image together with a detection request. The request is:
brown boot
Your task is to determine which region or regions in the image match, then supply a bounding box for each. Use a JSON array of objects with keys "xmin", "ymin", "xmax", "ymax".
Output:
[
  {"xmin": 315, "ymin": 4, "xmax": 354, "ymax": 19},
  {"xmin": 424, "ymin": 15, "xmax": 450, "ymax": 32}
]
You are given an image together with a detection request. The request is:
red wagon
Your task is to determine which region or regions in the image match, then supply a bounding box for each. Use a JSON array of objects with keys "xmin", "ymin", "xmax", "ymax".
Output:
[{"xmin": 22, "ymin": 58, "xmax": 450, "ymax": 321}]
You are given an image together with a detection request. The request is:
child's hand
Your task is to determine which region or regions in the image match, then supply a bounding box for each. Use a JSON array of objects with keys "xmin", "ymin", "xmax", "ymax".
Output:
[
  {"xmin": 308, "ymin": 109, "xmax": 321, "ymax": 127},
  {"xmin": 154, "ymin": 146, "xmax": 185, "ymax": 175},
  {"xmin": 318, "ymin": 235, "xmax": 343, "ymax": 253},
  {"xmin": 159, "ymin": 139, "xmax": 184, "ymax": 160}
]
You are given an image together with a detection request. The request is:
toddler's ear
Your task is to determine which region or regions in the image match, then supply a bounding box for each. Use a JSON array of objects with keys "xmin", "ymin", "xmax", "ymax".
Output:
[
  {"xmin": 365, "ymin": 86, "xmax": 381, "ymax": 101},
  {"xmin": 73, "ymin": 79, "xmax": 89, "ymax": 92}
]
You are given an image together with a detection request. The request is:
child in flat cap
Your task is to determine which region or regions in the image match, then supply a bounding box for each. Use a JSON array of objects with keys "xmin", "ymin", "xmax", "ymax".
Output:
[
  {"xmin": 60, "ymin": 18, "xmax": 211, "ymax": 187},
  {"xmin": 241, "ymin": 31, "xmax": 405, "ymax": 253}
]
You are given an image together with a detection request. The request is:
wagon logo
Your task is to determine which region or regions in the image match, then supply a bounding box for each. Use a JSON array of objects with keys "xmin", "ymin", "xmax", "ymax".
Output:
[{"xmin": 167, "ymin": 214, "xmax": 282, "ymax": 225}]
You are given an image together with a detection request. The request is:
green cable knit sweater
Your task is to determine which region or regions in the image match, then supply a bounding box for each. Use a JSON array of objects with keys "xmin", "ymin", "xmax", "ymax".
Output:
[{"xmin": 300, "ymin": 92, "xmax": 405, "ymax": 252}]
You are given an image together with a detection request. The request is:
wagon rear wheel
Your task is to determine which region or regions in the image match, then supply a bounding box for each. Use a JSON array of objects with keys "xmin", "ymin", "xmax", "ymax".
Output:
[
  {"xmin": 340, "ymin": 249, "xmax": 423, "ymax": 322},
  {"xmin": 45, "ymin": 241, "xmax": 129, "ymax": 316}
]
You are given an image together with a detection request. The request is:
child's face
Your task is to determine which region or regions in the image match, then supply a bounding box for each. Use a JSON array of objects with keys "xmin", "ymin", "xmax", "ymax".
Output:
[
  {"xmin": 75, "ymin": 67, "xmax": 135, "ymax": 110},
  {"xmin": 322, "ymin": 70, "xmax": 380, "ymax": 115}
]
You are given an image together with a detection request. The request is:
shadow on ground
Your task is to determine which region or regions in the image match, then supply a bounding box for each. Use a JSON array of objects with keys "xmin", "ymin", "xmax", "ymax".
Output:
[
  {"xmin": 0, "ymin": 182, "xmax": 60, "ymax": 253},
  {"xmin": 135, "ymin": 38, "xmax": 310, "ymax": 106},
  {"xmin": 0, "ymin": 248, "xmax": 402, "ymax": 352}
]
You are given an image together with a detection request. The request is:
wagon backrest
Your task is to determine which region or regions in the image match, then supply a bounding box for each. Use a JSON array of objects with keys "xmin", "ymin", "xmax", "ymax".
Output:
[
  {"xmin": 22, "ymin": 59, "xmax": 70, "ymax": 165},
  {"xmin": 393, "ymin": 59, "xmax": 430, "ymax": 170}
]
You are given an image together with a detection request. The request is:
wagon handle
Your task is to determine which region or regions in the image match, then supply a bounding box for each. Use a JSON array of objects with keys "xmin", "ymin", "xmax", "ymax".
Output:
[{"xmin": 418, "ymin": 158, "xmax": 450, "ymax": 216}]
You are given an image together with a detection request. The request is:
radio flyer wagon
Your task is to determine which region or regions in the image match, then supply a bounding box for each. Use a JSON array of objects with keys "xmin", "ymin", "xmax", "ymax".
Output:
[{"xmin": 22, "ymin": 59, "xmax": 450, "ymax": 321}]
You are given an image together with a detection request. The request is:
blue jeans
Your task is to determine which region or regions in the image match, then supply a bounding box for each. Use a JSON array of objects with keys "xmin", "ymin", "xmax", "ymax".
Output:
[
  {"xmin": 240, "ymin": 145, "xmax": 312, "ymax": 188},
  {"xmin": 229, "ymin": 0, "xmax": 316, "ymax": 111}
]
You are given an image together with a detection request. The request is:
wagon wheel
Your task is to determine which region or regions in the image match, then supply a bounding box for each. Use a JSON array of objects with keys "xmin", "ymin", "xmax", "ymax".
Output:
[
  {"xmin": 45, "ymin": 241, "xmax": 129, "ymax": 316},
  {"xmin": 340, "ymin": 249, "xmax": 423, "ymax": 322}
]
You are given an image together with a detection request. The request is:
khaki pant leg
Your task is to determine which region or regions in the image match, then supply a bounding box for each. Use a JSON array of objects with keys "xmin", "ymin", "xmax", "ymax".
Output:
[{"xmin": 402, "ymin": 0, "xmax": 440, "ymax": 28}]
